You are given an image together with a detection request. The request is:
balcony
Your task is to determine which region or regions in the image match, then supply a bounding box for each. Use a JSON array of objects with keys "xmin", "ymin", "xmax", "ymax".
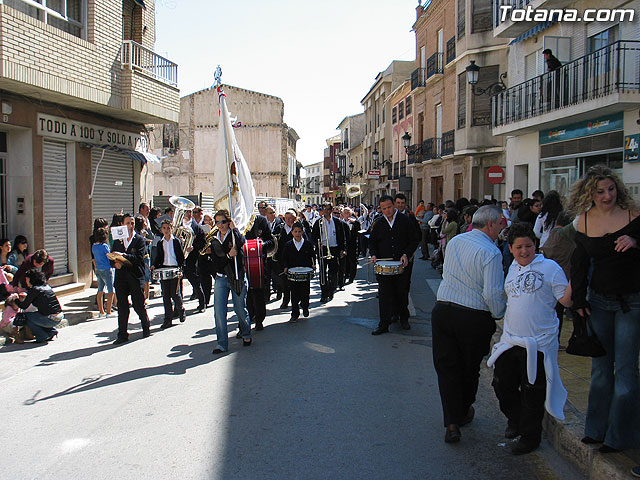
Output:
[
  {"xmin": 446, "ymin": 37, "xmax": 456, "ymax": 65},
  {"xmin": 493, "ymin": 0, "xmax": 575, "ymax": 38},
  {"xmin": 407, "ymin": 144, "xmax": 422, "ymax": 164},
  {"xmin": 122, "ymin": 41, "xmax": 177, "ymax": 87},
  {"xmin": 492, "ymin": 40, "xmax": 640, "ymax": 136},
  {"xmin": 426, "ymin": 53, "xmax": 444, "ymax": 80},
  {"xmin": 442, "ymin": 130, "xmax": 455, "ymax": 156},
  {"xmin": 423, "ymin": 137, "xmax": 442, "ymax": 161},
  {"xmin": 411, "ymin": 68, "xmax": 426, "ymax": 92}
]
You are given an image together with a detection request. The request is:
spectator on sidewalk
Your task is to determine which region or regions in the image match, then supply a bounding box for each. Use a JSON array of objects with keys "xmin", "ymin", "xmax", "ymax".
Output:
[
  {"xmin": 570, "ymin": 165, "xmax": 640, "ymax": 453},
  {"xmin": 11, "ymin": 249, "xmax": 54, "ymax": 288},
  {"xmin": 534, "ymin": 190, "xmax": 563, "ymax": 249},
  {"xmin": 431, "ymin": 205, "xmax": 507, "ymax": 444},
  {"xmin": 8, "ymin": 235, "xmax": 28, "ymax": 271},
  {"xmin": 0, "ymin": 238, "xmax": 17, "ymax": 279},
  {"xmin": 91, "ymin": 227, "xmax": 114, "ymax": 317},
  {"xmin": 487, "ymin": 223, "xmax": 572, "ymax": 455}
]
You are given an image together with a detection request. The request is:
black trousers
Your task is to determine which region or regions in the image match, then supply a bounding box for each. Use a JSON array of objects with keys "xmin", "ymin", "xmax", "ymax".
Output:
[
  {"xmin": 200, "ymin": 269, "xmax": 213, "ymax": 306},
  {"xmin": 114, "ymin": 273, "xmax": 150, "ymax": 340},
  {"xmin": 246, "ymin": 286, "xmax": 267, "ymax": 326},
  {"xmin": 161, "ymin": 277, "xmax": 183, "ymax": 319},
  {"xmin": 492, "ymin": 346, "xmax": 547, "ymax": 444},
  {"xmin": 319, "ymin": 246, "xmax": 339, "ymax": 299},
  {"xmin": 288, "ymin": 279, "xmax": 310, "ymax": 318},
  {"xmin": 420, "ymin": 229, "xmax": 430, "ymax": 258},
  {"xmin": 337, "ymin": 254, "xmax": 346, "ymax": 288},
  {"xmin": 377, "ymin": 272, "xmax": 409, "ymax": 328},
  {"xmin": 271, "ymin": 261, "xmax": 290, "ymax": 305},
  {"xmin": 359, "ymin": 233, "xmax": 368, "ymax": 258},
  {"xmin": 431, "ymin": 302, "xmax": 496, "ymax": 426},
  {"xmin": 184, "ymin": 260, "xmax": 205, "ymax": 308},
  {"xmin": 346, "ymin": 247, "xmax": 357, "ymax": 282}
]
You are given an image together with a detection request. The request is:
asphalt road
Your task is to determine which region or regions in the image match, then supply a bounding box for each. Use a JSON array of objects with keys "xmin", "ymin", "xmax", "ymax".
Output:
[{"xmin": 1, "ymin": 257, "xmax": 584, "ymax": 480}]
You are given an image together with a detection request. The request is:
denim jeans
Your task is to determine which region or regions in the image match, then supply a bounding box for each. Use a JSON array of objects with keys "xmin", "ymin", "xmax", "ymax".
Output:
[
  {"xmin": 25, "ymin": 311, "xmax": 61, "ymax": 342},
  {"xmin": 584, "ymin": 290, "xmax": 640, "ymax": 450},
  {"xmin": 213, "ymin": 276, "xmax": 251, "ymax": 351}
]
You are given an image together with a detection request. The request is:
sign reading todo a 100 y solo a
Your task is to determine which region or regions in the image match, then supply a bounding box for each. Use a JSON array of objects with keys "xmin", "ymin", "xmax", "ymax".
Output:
[{"xmin": 37, "ymin": 113, "xmax": 143, "ymax": 149}]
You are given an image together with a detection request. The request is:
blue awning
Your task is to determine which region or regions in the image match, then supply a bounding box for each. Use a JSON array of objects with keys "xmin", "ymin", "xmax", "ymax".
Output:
[
  {"xmin": 509, "ymin": 21, "xmax": 556, "ymax": 45},
  {"xmin": 133, "ymin": 0, "xmax": 146, "ymax": 9},
  {"xmin": 82, "ymin": 143, "xmax": 160, "ymax": 164}
]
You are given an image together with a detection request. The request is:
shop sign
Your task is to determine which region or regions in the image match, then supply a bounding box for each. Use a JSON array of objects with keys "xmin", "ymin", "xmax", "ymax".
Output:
[
  {"xmin": 367, "ymin": 170, "xmax": 381, "ymax": 178},
  {"xmin": 539, "ymin": 112, "xmax": 623, "ymax": 145},
  {"xmin": 37, "ymin": 113, "xmax": 143, "ymax": 150},
  {"xmin": 624, "ymin": 134, "xmax": 640, "ymax": 163}
]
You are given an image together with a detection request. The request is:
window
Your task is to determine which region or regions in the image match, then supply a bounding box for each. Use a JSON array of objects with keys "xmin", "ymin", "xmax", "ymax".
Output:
[
  {"xmin": 457, "ymin": 73, "xmax": 466, "ymax": 129},
  {"xmin": 471, "ymin": 65, "xmax": 498, "ymax": 126},
  {"xmin": 588, "ymin": 26, "xmax": 617, "ymax": 53},
  {"xmin": 457, "ymin": 0, "xmax": 465, "ymax": 39},
  {"xmin": 405, "ymin": 97, "xmax": 412, "ymax": 116},
  {"xmin": 544, "ymin": 36, "xmax": 572, "ymax": 65},
  {"xmin": 392, "ymin": 106, "xmax": 397, "ymax": 124},
  {"xmin": 5, "ymin": 0, "xmax": 86, "ymax": 38},
  {"xmin": 398, "ymin": 101, "xmax": 404, "ymax": 120},
  {"xmin": 471, "ymin": 0, "xmax": 491, "ymax": 33},
  {"xmin": 382, "ymin": 105, "xmax": 386, "ymax": 124}
]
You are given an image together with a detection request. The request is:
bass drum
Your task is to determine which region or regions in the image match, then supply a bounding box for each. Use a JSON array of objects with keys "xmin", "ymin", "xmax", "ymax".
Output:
[{"xmin": 243, "ymin": 239, "xmax": 264, "ymax": 289}]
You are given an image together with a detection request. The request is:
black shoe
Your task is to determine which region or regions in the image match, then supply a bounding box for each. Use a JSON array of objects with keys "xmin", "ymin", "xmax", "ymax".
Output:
[
  {"xmin": 179, "ymin": 309, "xmax": 186, "ymax": 322},
  {"xmin": 505, "ymin": 423, "xmax": 519, "ymax": 439},
  {"xmin": 400, "ymin": 318, "xmax": 411, "ymax": 330},
  {"xmin": 160, "ymin": 320, "xmax": 173, "ymax": 330},
  {"xmin": 289, "ymin": 316, "xmax": 298, "ymax": 323},
  {"xmin": 236, "ymin": 330, "xmax": 242, "ymax": 339},
  {"xmin": 302, "ymin": 308, "xmax": 309, "ymax": 318},
  {"xmin": 190, "ymin": 294, "xmax": 197, "ymax": 301},
  {"xmin": 142, "ymin": 331, "xmax": 152, "ymax": 338},
  {"xmin": 581, "ymin": 436, "xmax": 603, "ymax": 445},
  {"xmin": 256, "ymin": 323, "xmax": 264, "ymax": 331},
  {"xmin": 372, "ymin": 327, "xmax": 389, "ymax": 336},
  {"xmin": 598, "ymin": 445, "xmax": 621, "ymax": 453},
  {"xmin": 460, "ymin": 406, "xmax": 474, "ymax": 427},
  {"xmin": 113, "ymin": 337, "xmax": 129, "ymax": 345},
  {"xmin": 444, "ymin": 425, "xmax": 461, "ymax": 443},
  {"xmin": 275, "ymin": 293, "xmax": 282, "ymax": 301},
  {"xmin": 511, "ymin": 438, "xmax": 539, "ymax": 455},
  {"xmin": 279, "ymin": 302, "xmax": 289, "ymax": 309},
  {"xmin": 212, "ymin": 347, "xmax": 227, "ymax": 354},
  {"xmin": 243, "ymin": 338, "xmax": 252, "ymax": 347},
  {"xmin": 196, "ymin": 305, "xmax": 206, "ymax": 313}
]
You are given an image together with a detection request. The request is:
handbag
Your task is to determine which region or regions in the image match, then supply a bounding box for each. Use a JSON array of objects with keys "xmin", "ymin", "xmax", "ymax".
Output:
[
  {"xmin": 566, "ymin": 314, "xmax": 606, "ymax": 358},
  {"xmin": 12, "ymin": 312, "xmax": 27, "ymax": 327}
]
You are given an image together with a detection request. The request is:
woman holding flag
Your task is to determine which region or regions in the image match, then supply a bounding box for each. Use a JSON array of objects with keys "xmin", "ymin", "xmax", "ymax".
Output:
[{"xmin": 207, "ymin": 209, "xmax": 252, "ymax": 353}]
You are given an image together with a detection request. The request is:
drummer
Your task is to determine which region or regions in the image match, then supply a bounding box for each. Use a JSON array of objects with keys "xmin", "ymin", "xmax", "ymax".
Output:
[
  {"xmin": 151, "ymin": 219, "xmax": 185, "ymax": 329},
  {"xmin": 282, "ymin": 221, "xmax": 316, "ymax": 323},
  {"xmin": 368, "ymin": 195, "xmax": 420, "ymax": 335}
]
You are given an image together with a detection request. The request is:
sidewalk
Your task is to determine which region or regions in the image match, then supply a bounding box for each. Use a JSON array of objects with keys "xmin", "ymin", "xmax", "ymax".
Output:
[{"xmin": 419, "ymin": 258, "xmax": 639, "ymax": 480}]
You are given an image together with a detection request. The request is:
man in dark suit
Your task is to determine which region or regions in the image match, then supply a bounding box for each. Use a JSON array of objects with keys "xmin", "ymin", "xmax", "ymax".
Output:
[
  {"xmin": 394, "ymin": 193, "xmax": 422, "ymax": 290},
  {"xmin": 244, "ymin": 213, "xmax": 276, "ymax": 330},
  {"xmin": 369, "ymin": 195, "xmax": 420, "ymax": 335},
  {"xmin": 182, "ymin": 209, "xmax": 207, "ymax": 312},
  {"xmin": 332, "ymin": 206, "xmax": 349, "ymax": 290},
  {"xmin": 312, "ymin": 202, "xmax": 346, "ymax": 303},
  {"xmin": 111, "ymin": 213, "xmax": 151, "ymax": 344},
  {"xmin": 273, "ymin": 210, "xmax": 297, "ymax": 309}
]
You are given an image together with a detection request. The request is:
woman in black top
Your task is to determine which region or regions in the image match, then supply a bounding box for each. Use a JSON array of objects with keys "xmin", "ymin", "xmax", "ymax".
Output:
[
  {"xmin": 570, "ymin": 165, "xmax": 640, "ymax": 453},
  {"xmin": 7, "ymin": 269, "xmax": 63, "ymax": 343}
]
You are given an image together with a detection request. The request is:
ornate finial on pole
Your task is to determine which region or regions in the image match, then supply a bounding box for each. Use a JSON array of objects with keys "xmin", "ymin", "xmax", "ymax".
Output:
[{"xmin": 213, "ymin": 65, "xmax": 222, "ymax": 88}]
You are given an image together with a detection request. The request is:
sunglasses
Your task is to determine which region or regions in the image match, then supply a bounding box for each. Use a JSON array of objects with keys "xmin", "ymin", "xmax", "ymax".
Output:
[{"xmin": 215, "ymin": 219, "xmax": 229, "ymax": 225}]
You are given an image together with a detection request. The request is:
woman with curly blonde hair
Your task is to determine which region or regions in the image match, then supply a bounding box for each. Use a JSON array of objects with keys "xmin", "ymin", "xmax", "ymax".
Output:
[{"xmin": 569, "ymin": 165, "xmax": 640, "ymax": 453}]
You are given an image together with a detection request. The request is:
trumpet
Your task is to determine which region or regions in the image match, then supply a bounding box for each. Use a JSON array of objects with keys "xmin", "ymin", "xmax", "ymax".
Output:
[{"xmin": 319, "ymin": 217, "xmax": 334, "ymax": 260}]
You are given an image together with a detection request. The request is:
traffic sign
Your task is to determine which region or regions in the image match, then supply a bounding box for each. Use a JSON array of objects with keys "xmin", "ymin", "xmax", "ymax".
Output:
[
  {"xmin": 367, "ymin": 170, "xmax": 381, "ymax": 178},
  {"xmin": 486, "ymin": 166, "xmax": 505, "ymax": 184}
]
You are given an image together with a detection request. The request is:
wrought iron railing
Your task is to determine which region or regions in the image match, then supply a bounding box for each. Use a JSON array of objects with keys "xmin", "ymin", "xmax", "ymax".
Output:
[
  {"xmin": 411, "ymin": 68, "xmax": 426, "ymax": 90},
  {"xmin": 442, "ymin": 130, "xmax": 455, "ymax": 156},
  {"xmin": 492, "ymin": 40, "xmax": 640, "ymax": 128},
  {"xmin": 121, "ymin": 40, "xmax": 178, "ymax": 87},
  {"xmin": 427, "ymin": 53, "xmax": 444, "ymax": 79},
  {"xmin": 446, "ymin": 37, "xmax": 456, "ymax": 65},
  {"xmin": 422, "ymin": 137, "xmax": 442, "ymax": 160},
  {"xmin": 407, "ymin": 144, "xmax": 422, "ymax": 164},
  {"xmin": 492, "ymin": 0, "xmax": 531, "ymax": 28}
]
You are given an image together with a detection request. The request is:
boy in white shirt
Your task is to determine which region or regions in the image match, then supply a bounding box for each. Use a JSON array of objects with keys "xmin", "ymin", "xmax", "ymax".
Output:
[{"xmin": 487, "ymin": 222, "xmax": 572, "ymax": 455}]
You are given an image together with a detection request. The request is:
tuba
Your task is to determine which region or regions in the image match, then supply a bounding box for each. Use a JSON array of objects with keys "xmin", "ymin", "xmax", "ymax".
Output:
[
  {"xmin": 170, "ymin": 195, "xmax": 196, "ymax": 258},
  {"xmin": 346, "ymin": 184, "xmax": 362, "ymax": 199}
]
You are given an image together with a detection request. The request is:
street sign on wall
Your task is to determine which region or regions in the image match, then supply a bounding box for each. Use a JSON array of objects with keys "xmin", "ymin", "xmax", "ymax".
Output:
[
  {"xmin": 367, "ymin": 170, "xmax": 381, "ymax": 179},
  {"xmin": 486, "ymin": 166, "xmax": 505, "ymax": 184}
]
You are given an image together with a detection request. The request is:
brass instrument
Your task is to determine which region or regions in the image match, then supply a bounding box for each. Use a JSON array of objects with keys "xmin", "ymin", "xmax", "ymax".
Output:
[
  {"xmin": 345, "ymin": 184, "xmax": 362, "ymax": 199},
  {"xmin": 170, "ymin": 195, "xmax": 196, "ymax": 259},
  {"xmin": 200, "ymin": 226, "xmax": 218, "ymax": 256},
  {"xmin": 319, "ymin": 217, "xmax": 334, "ymax": 260},
  {"xmin": 317, "ymin": 217, "xmax": 334, "ymax": 286}
]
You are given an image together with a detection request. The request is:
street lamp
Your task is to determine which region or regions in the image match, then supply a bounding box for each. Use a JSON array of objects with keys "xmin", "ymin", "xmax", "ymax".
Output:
[
  {"xmin": 465, "ymin": 60, "xmax": 507, "ymax": 96},
  {"xmin": 372, "ymin": 148, "xmax": 379, "ymax": 165},
  {"xmin": 402, "ymin": 132, "xmax": 411, "ymax": 151},
  {"xmin": 348, "ymin": 162, "xmax": 354, "ymax": 181}
]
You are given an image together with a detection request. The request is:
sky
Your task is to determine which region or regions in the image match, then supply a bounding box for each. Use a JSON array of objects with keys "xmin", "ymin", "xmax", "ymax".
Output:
[{"xmin": 154, "ymin": 0, "xmax": 418, "ymax": 167}]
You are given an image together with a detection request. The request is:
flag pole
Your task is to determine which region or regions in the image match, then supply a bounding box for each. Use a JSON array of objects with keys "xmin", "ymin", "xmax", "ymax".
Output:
[{"xmin": 215, "ymin": 66, "xmax": 239, "ymax": 279}]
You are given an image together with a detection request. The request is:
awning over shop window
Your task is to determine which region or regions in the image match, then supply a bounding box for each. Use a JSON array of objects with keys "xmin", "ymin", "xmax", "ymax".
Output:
[
  {"xmin": 81, "ymin": 143, "xmax": 161, "ymax": 164},
  {"xmin": 509, "ymin": 21, "xmax": 557, "ymax": 45},
  {"xmin": 134, "ymin": 0, "xmax": 146, "ymax": 9}
]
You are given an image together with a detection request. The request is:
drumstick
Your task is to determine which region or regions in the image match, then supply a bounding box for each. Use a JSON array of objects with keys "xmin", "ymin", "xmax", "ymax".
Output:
[{"xmin": 361, "ymin": 257, "xmax": 393, "ymax": 266}]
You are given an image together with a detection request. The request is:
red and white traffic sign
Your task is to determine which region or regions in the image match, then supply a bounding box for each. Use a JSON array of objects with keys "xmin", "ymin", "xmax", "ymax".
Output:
[
  {"xmin": 486, "ymin": 166, "xmax": 505, "ymax": 184},
  {"xmin": 367, "ymin": 170, "xmax": 381, "ymax": 178}
]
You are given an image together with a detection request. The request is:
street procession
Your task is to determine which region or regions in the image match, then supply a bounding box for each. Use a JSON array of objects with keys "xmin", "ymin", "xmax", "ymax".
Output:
[{"xmin": 2, "ymin": 0, "xmax": 640, "ymax": 478}]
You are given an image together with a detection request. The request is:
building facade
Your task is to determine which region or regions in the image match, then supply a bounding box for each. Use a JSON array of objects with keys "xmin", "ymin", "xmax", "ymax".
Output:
[
  {"xmin": 492, "ymin": 0, "xmax": 640, "ymax": 201},
  {"xmin": 0, "ymin": 0, "xmax": 179, "ymax": 289},
  {"xmin": 302, "ymin": 161, "xmax": 323, "ymax": 206},
  {"xmin": 322, "ymin": 135, "xmax": 341, "ymax": 204},
  {"xmin": 409, "ymin": 0, "xmax": 508, "ymax": 206},
  {"xmin": 336, "ymin": 113, "xmax": 365, "ymax": 202},
  {"xmin": 388, "ymin": 80, "xmax": 415, "ymax": 205},
  {"xmin": 151, "ymin": 85, "xmax": 298, "ymax": 202}
]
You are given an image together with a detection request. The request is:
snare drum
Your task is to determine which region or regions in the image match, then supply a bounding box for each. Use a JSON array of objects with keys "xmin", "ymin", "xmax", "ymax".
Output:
[
  {"xmin": 374, "ymin": 260, "xmax": 404, "ymax": 276},
  {"xmin": 152, "ymin": 267, "xmax": 181, "ymax": 281},
  {"xmin": 286, "ymin": 266, "xmax": 314, "ymax": 282}
]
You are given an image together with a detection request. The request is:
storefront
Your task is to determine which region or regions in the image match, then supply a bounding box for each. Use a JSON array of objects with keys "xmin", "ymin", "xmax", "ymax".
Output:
[{"xmin": 539, "ymin": 113, "xmax": 624, "ymax": 197}]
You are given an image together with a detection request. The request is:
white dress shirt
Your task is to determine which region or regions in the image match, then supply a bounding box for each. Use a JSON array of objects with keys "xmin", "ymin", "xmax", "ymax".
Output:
[
  {"xmin": 161, "ymin": 235, "xmax": 178, "ymax": 266},
  {"xmin": 123, "ymin": 232, "xmax": 134, "ymax": 250},
  {"xmin": 320, "ymin": 217, "xmax": 338, "ymax": 247},
  {"xmin": 293, "ymin": 237, "xmax": 304, "ymax": 251},
  {"xmin": 384, "ymin": 209, "xmax": 398, "ymax": 229}
]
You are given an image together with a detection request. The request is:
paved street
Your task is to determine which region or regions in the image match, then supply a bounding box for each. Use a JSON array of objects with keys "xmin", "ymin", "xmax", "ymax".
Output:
[{"xmin": 1, "ymin": 259, "xmax": 583, "ymax": 480}]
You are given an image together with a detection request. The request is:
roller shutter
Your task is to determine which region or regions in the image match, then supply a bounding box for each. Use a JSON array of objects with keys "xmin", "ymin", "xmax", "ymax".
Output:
[
  {"xmin": 91, "ymin": 149, "xmax": 135, "ymax": 219},
  {"xmin": 43, "ymin": 140, "xmax": 69, "ymax": 275}
]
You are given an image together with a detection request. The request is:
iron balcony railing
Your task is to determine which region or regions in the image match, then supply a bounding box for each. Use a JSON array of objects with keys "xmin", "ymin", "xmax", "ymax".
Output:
[
  {"xmin": 493, "ymin": 0, "xmax": 531, "ymax": 28},
  {"xmin": 446, "ymin": 37, "xmax": 456, "ymax": 65},
  {"xmin": 422, "ymin": 137, "xmax": 442, "ymax": 160},
  {"xmin": 427, "ymin": 52, "xmax": 444, "ymax": 79},
  {"xmin": 492, "ymin": 40, "xmax": 640, "ymax": 128},
  {"xmin": 407, "ymin": 144, "xmax": 422, "ymax": 164},
  {"xmin": 121, "ymin": 40, "xmax": 178, "ymax": 87},
  {"xmin": 442, "ymin": 130, "xmax": 455, "ymax": 156},
  {"xmin": 411, "ymin": 67, "xmax": 426, "ymax": 90}
]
